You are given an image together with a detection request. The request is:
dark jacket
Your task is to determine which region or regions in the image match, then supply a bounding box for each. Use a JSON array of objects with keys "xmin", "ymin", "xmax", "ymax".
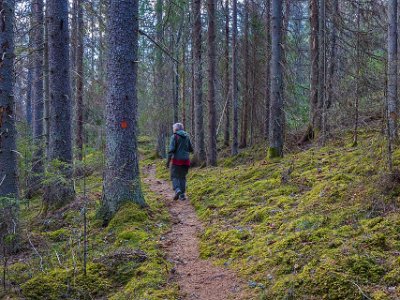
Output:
[{"xmin": 168, "ymin": 130, "xmax": 194, "ymax": 166}]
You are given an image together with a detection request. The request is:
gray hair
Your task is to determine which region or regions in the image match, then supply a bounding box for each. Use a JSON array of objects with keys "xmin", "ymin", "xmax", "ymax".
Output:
[{"xmin": 173, "ymin": 123, "xmax": 184, "ymax": 132}]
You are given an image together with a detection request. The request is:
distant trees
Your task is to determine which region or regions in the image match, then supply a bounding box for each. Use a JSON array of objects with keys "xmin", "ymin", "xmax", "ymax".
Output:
[
  {"xmin": 0, "ymin": 0, "xmax": 19, "ymax": 198},
  {"xmin": 44, "ymin": 0, "xmax": 75, "ymax": 209},
  {"xmin": 100, "ymin": 0, "xmax": 146, "ymax": 224}
]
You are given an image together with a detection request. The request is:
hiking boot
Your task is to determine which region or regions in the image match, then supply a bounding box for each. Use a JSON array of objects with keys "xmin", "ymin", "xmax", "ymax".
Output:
[
  {"xmin": 179, "ymin": 194, "xmax": 186, "ymax": 201},
  {"xmin": 174, "ymin": 190, "xmax": 182, "ymax": 200}
]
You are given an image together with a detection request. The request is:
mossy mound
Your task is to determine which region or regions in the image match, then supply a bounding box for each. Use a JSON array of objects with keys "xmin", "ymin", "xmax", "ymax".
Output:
[{"xmin": 188, "ymin": 130, "xmax": 400, "ymax": 299}]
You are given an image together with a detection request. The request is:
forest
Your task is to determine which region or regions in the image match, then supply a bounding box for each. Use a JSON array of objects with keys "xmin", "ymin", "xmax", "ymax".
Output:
[{"xmin": 1, "ymin": 0, "xmax": 400, "ymax": 299}]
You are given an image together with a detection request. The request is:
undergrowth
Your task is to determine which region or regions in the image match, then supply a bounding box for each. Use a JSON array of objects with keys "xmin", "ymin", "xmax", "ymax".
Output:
[
  {"xmin": 186, "ymin": 130, "xmax": 400, "ymax": 300},
  {"xmin": 1, "ymin": 136, "xmax": 178, "ymax": 300}
]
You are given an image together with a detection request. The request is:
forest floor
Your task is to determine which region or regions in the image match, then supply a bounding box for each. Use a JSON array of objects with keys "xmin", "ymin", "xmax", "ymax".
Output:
[{"xmin": 143, "ymin": 164, "xmax": 251, "ymax": 300}]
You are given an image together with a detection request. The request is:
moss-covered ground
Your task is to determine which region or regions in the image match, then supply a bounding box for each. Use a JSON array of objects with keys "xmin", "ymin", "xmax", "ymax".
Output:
[
  {"xmin": 1, "ymin": 136, "xmax": 178, "ymax": 300},
  {"xmin": 179, "ymin": 130, "xmax": 400, "ymax": 300}
]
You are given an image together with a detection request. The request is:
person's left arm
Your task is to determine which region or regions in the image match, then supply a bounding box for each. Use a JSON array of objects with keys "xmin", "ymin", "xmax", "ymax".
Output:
[{"xmin": 166, "ymin": 135, "xmax": 176, "ymax": 168}]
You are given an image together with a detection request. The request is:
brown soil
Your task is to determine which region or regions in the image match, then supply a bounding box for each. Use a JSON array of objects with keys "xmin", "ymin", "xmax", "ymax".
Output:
[{"xmin": 143, "ymin": 164, "xmax": 251, "ymax": 300}]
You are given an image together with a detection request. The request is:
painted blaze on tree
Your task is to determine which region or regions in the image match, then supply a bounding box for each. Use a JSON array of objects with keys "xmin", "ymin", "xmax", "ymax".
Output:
[{"xmin": 100, "ymin": 0, "xmax": 146, "ymax": 224}]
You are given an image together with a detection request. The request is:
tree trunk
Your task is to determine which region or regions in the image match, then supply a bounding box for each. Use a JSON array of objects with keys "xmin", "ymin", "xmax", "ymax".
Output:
[
  {"xmin": 387, "ymin": 0, "xmax": 398, "ymax": 171},
  {"xmin": 101, "ymin": 0, "xmax": 146, "ymax": 224},
  {"xmin": 231, "ymin": 0, "xmax": 239, "ymax": 155},
  {"xmin": 44, "ymin": 2, "xmax": 50, "ymax": 156},
  {"xmin": 193, "ymin": 0, "xmax": 206, "ymax": 163},
  {"xmin": 309, "ymin": 0, "xmax": 319, "ymax": 136},
  {"xmin": 29, "ymin": 0, "xmax": 45, "ymax": 195},
  {"xmin": 223, "ymin": 0, "xmax": 230, "ymax": 147},
  {"xmin": 181, "ymin": 45, "xmax": 187, "ymax": 128},
  {"xmin": 207, "ymin": 0, "xmax": 217, "ymax": 166},
  {"xmin": 264, "ymin": 0, "xmax": 271, "ymax": 140},
  {"xmin": 268, "ymin": 0, "xmax": 284, "ymax": 158},
  {"xmin": 75, "ymin": 0, "xmax": 84, "ymax": 160},
  {"xmin": 326, "ymin": 0, "xmax": 338, "ymax": 111},
  {"xmin": 240, "ymin": 0, "xmax": 249, "ymax": 149},
  {"xmin": 26, "ymin": 66, "xmax": 33, "ymax": 129},
  {"xmin": 318, "ymin": 0, "xmax": 326, "ymax": 142},
  {"xmin": 44, "ymin": 0, "xmax": 75, "ymax": 210},
  {"xmin": 0, "ymin": 0, "xmax": 19, "ymax": 198}
]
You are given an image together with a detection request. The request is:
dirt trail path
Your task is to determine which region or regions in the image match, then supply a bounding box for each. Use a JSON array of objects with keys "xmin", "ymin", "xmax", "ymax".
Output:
[{"xmin": 143, "ymin": 164, "xmax": 249, "ymax": 300}]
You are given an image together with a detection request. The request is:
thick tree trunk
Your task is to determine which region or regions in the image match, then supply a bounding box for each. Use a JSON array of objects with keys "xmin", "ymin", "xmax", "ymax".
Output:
[
  {"xmin": 231, "ymin": 0, "xmax": 239, "ymax": 155},
  {"xmin": 223, "ymin": 0, "xmax": 230, "ymax": 147},
  {"xmin": 309, "ymin": 0, "xmax": 319, "ymax": 135},
  {"xmin": 193, "ymin": 0, "xmax": 206, "ymax": 163},
  {"xmin": 75, "ymin": 0, "xmax": 84, "ymax": 160},
  {"xmin": 101, "ymin": 0, "xmax": 146, "ymax": 224},
  {"xmin": 44, "ymin": 0, "xmax": 75, "ymax": 209},
  {"xmin": 207, "ymin": 0, "xmax": 217, "ymax": 166},
  {"xmin": 264, "ymin": 0, "xmax": 271, "ymax": 140},
  {"xmin": 29, "ymin": 0, "xmax": 45, "ymax": 196},
  {"xmin": 326, "ymin": 0, "xmax": 338, "ymax": 111},
  {"xmin": 268, "ymin": 0, "xmax": 284, "ymax": 158},
  {"xmin": 0, "ymin": 0, "xmax": 19, "ymax": 198}
]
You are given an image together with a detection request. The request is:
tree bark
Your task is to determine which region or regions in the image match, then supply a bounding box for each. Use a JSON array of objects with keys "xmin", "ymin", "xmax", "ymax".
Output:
[
  {"xmin": 268, "ymin": 0, "xmax": 284, "ymax": 158},
  {"xmin": 0, "ymin": 0, "xmax": 19, "ymax": 198},
  {"xmin": 387, "ymin": 0, "xmax": 398, "ymax": 172},
  {"xmin": 207, "ymin": 0, "xmax": 217, "ymax": 166},
  {"xmin": 75, "ymin": 0, "xmax": 84, "ymax": 160},
  {"xmin": 264, "ymin": 0, "xmax": 271, "ymax": 140},
  {"xmin": 231, "ymin": 0, "xmax": 239, "ymax": 155},
  {"xmin": 387, "ymin": 0, "xmax": 398, "ymax": 142},
  {"xmin": 240, "ymin": 0, "xmax": 250, "ymax": 148},
  {"xmin": 101, "ymin": 0, "xmax": 146, "ymax": 224},
  {"xmin": 29, "ymin": 0, "xmax": 45, "ymax": 195},
  {"xmin": 193, "ymin": 0, "xmax": 206, "ymax": 163},
  {"xmin": 44, "ymin": 0, "xmax": 75, "ymax": 209},
  {"xmin": 309, "ymin": 0, "xmax": 319, "ymax": 135},
  {"xmin": 223, "ymin": 0, "xmax": 230, "ymax": 147}
]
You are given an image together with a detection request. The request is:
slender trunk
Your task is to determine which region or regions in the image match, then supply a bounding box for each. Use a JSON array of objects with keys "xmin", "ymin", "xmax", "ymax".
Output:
[
  {"xmin": 268, "ymin": 0, "xmax": 284, "ymax": 158},
  {"xmin": 326, "ymin": 0, "xmax": 338, "ymax": 111},
  {"xmin": 317, "ymin": 0, "xmax": 325, "ymax": 136},
  {"xmin": 181, "ymin": 45, "xmax": 187, "ymax": 128},
  {"xmin": 101, "ymin": 0, "xmax": 145, "ymax": 224},
  {"xmin": 44, "ymin": 4, "xmax": 50, "ymax": 157},
  {"xmin": 310, "ymin": 0, "xmax": 319, "ymax": 135},
  {"xmin": 231, "ymin": 0, "xmax": 239, "ymax": 155},
  {"xmin": 223, "ymin": 0, "xmax": 230, "ymax": 147},
  {"xmin": 29, "ymin": 0, "xmax": 45, "ymax": 196},
  {"xmin": 207, "ymin": 0, "xmax": 217, "ymax": 166},
  {"xmin": 44, "ymin": 0, "xmax": 75, "ymax": 210},
  {"xmin": 193, "ymin": 0, "xmax": 206, "ymax": 163},
  {"xmin": 75, "ymin": 0, "xmax": 84, "ymax": 160},
  {"xmin": 0, "ymin": 0, "xmax": 19, "ymax": 197},
  {"xmin": 264, "ymin": 0, "xmax": 271, "ymax": 140},
  {"xmin": 191, "ymin": 45, "xmax": 195, "ymax": 138},
  {"xmin": 353, "ymin": 2, "xmax": 360, "ymax": 147},
  {"xmin": 26, "ymin": 67, "xmax": 33, "ymax": 129},
  {"xmin": 387, "ymin": 0, "xmax": 398, "ymax": 171},
  {"xmin": 240, "ymin": 0, "xmax": 249, "ymax": 148}
]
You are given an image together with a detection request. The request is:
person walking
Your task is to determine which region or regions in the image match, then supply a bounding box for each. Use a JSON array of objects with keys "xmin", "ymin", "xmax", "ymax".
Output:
[{"xmin": 166, "ymin": 123, "xmax": 194, "ymax": 200}]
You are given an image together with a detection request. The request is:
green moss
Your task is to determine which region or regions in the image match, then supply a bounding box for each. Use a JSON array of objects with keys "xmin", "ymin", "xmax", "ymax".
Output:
[
  {"xmin": 186, "ymin": 130, "xmax": 400, "ymax": 299},
  {"xmin": 45, "ymin": 228, "xmax": 70, "ymax": 242}
]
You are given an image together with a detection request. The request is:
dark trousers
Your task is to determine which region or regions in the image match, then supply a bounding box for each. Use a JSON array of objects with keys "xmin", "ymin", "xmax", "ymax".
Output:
[{"xmin": 171, "ymin": 165, "xmax": 189, "ymax": 194}]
